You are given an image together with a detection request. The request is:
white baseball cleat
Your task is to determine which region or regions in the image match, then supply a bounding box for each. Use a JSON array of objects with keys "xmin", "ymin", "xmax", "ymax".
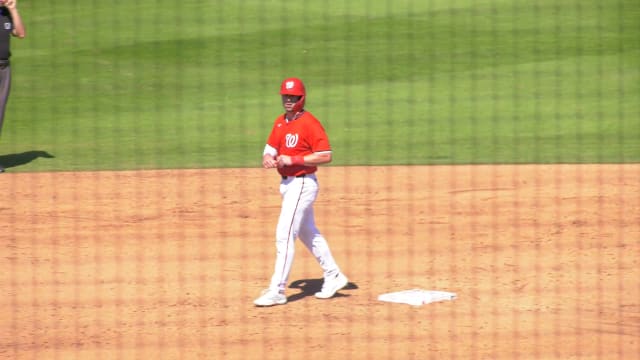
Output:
[
  {"xmin": 254, "ymin": 289, "xmax": 287, "ymax": 307},
  {"xmin": 315, "ymin": 273, "xmax": 349, "ymax": 299}
]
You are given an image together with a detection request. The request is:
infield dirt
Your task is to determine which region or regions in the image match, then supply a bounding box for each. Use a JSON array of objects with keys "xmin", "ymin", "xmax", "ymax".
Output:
[{"xmin": 1, "ymin": 165, "xmax": 639, "ymax": 359}]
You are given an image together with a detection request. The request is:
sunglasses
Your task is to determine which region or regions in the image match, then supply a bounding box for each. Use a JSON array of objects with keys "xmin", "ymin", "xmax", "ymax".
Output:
[{"xmin": 281, "ymin": 95, "xmax": 302, "ymax": 103}]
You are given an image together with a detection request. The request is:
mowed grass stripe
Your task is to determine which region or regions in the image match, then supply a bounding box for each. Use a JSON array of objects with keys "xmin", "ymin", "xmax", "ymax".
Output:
[{"xmin": 2, "ymin": 0, "xmax": 637, "ymax": 171}]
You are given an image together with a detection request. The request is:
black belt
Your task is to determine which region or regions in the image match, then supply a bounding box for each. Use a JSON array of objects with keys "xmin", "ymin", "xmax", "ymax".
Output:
[
  {"xmin": 282, "ymin": 174, "xmax": 306, "ymax": 180},
  {"xmin": 0, "ymin": 59, "xmax": 9, "ymax": 68}
]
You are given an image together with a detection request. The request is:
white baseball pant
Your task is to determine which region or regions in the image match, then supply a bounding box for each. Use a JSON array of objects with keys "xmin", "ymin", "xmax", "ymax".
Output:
[{"xmin": 268, "ymin": 174, "xmax": 341, "ymax": 292}]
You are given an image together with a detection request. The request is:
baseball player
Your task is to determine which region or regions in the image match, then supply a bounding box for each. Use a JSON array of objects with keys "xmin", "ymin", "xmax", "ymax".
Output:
[
  {"xmin": 0, "ymin": 0, "xmax": 25, "ymax": 173},
  {"xmin": 254, "ymin": 77, "xmax": 348, "ymax": 307}
]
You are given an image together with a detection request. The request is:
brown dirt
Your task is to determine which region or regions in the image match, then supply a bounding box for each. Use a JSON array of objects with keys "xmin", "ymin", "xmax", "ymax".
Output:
[{"xmin": 1, "ymin": 164, "xmax": 639, "ymax": 359}]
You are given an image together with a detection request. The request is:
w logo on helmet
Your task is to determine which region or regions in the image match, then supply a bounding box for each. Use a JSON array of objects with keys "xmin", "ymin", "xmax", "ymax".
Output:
[
  {"xmin": 285, "ymin": 133, "xmax": 299, "ymax": 148},
  {"xmin": 280, "ymin": 78, "xmax": 305, "ymax": 96}
]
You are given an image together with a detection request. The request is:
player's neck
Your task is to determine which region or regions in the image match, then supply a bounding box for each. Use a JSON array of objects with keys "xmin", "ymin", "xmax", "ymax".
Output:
[{"xmin": 285, "ymin": 110, "xmax": 304, "ymax": 122}]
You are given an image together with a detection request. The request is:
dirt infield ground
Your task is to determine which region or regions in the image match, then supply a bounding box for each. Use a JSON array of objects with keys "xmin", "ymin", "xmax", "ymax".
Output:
[{"xmin": 1, "ymin": 165, "xmax": 639, "ymax": 359}]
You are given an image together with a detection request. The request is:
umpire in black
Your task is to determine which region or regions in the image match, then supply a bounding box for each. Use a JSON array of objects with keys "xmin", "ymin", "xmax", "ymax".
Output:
[{"xmin": 0, "ymin": 0, "xmax": 25, "ymax": 172}]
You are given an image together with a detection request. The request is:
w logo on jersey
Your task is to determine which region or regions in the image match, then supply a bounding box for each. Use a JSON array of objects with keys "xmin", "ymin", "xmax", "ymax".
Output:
[
  {"xmin": 285, "ymin": 133, "xmax": 299, "ymax": 148},
  {"xmin": 3, "ymin": 23, "xmax": 11, "ymax": 30}
]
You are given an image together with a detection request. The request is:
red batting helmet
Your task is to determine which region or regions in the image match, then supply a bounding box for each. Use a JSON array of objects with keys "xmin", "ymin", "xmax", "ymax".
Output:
[{"xmin": 280, "ymin": 77, "xmax": 306, "ymax": 112}]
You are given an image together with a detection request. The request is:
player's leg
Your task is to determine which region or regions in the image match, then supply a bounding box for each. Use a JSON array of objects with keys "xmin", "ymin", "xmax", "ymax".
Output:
[
  {"xmin": 297, "ymin": 191, "xmax": 349, "ymax": 298},
  {"xmin": 266, "ymin": 178, "xmax": 316, "ymax": 293},
  {"xmin": 298, "ymin": 206, "xmax": 341, "ymax": 279},
  {"xmin": 0, "ymin": 66, "xmax": 11, "ymax": 173},
  {"xmin": 0, "ymin": 65, "xmax": 12, "ymax": 134},
  {"xmin": 256, "ymin": 182, "xmax": 304, "ymax": 306}
]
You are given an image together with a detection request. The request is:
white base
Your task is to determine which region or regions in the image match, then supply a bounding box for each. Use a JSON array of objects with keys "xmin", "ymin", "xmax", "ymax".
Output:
[{"xmin": 377, "ymin": 289, "xmax": 457, "ymax": 306}]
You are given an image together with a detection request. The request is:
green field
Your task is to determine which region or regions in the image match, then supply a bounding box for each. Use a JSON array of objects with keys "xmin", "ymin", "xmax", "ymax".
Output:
[{"xmin": 1, "ymin": 0, "xmax": 638, "ymax": 171}]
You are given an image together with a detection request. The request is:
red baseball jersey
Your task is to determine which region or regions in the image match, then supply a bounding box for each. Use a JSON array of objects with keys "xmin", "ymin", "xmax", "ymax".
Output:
[{"xmin": 266, "ymin": 111, "xmax": 331, "ymax": 177}]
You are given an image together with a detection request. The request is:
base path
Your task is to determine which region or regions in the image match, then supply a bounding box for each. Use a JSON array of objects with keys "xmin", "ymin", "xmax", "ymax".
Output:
[{"xmin": 1, "ymin": 164, "xmax": 638, "ymax": 359}]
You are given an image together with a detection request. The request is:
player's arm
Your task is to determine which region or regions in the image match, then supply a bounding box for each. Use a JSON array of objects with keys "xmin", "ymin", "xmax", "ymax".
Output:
[
  {"xmin": 301, "ymin": 151, "xmax": 332, "ymax": 165},
  {"xmin": 5, "ymin": 0, "xmax": 26, "ymax": 38},
  {"xmin": 277, "ymin": 151, "xmax": 332, "ymax": 167}
]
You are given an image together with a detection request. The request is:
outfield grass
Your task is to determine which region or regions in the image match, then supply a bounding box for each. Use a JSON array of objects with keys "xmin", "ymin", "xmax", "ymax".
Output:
[{"xmin": 1, "ymin": 0, "xmax": 638, "ymax": 171}]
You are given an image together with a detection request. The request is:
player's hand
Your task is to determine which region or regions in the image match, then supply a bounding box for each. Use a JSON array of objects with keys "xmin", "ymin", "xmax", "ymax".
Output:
[
  {"xmin": 276, "ymin": 155, "xmax": 292, "ymax": 167},
  {"xmin": 262, "ymin": 155, "xmax": 278, "ymax": 169},
  {"xmin": 2, "ymin": 0, "xmax": 16, "ymax": 9}
]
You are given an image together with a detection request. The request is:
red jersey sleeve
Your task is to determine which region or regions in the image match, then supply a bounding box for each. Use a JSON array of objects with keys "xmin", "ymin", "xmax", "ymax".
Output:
[{"xmin": 306, "ymin": 115, "xmax": 331, "ymax": 153}]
